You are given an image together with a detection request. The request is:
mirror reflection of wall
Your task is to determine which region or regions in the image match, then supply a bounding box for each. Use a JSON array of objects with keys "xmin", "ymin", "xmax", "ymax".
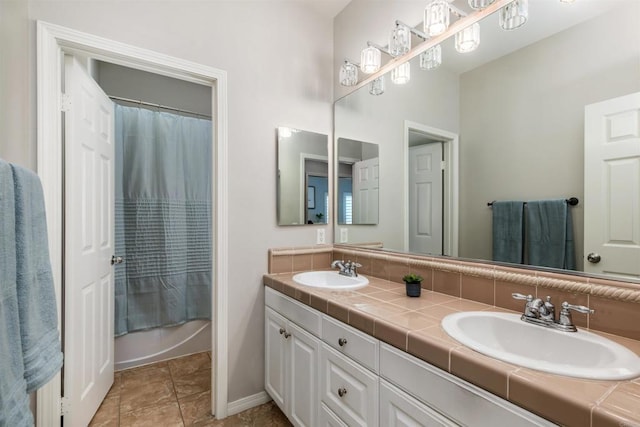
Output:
[
  {"xmin": 277, "ymin": 127, "xmax": 329, "ymax": 226},
  {"xmin": 337, "ymin": 138, "xmax": 380, "ymax": 226},
  {"xmin": 333, "ymin": 1, "xmax": 640, "ymax": 280}
]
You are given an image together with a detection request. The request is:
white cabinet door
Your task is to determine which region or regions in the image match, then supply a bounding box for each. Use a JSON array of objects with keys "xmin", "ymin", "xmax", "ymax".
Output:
[
  {"xmin": 290, "ymin": 322, "xmax": 320, "ymax": 427},
  {"xmin": 265, "ymin": 308, "xmax": 288, "ymax": 412},
  {"xmin": 380, "ymin": 380, "xmax": 457, "ymax": 427}
]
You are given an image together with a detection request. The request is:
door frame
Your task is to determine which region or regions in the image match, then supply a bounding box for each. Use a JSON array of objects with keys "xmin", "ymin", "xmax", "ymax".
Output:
[
  {"xmin": 36, "ymin": 21, "xmax": 229, "ymax": 424},
  {"xmin": 403, "ymin": 121, "xmax": 459, "ymax": 257}
]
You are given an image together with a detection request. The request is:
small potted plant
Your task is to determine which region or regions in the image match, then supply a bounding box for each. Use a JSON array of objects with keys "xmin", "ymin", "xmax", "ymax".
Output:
[{"xmin": 402, "ymin": 273, "xmax": 423, "ymax": 297}]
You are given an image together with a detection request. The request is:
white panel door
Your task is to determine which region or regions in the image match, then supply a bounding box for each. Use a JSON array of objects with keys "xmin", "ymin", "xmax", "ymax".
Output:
[
  {"xmin": 409, "ymin": 144, "xmax": 443, "ymax": 255},
  {"xmin": 352, "ymin": 158, "xmax": 379, "ymax": 224},
  {"xmin": 64, "ymin": 55, "xmax": 115, "ymax": 426},
  {"xmin": 584, "ymin": 92, "xmax": 640, "ymax": 279}
]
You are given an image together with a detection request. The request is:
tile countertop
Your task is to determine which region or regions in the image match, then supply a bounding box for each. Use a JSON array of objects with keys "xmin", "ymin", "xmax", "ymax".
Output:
[{"xmin": 263, "ymin": 272, "xmax": 640, "ymax": 427}]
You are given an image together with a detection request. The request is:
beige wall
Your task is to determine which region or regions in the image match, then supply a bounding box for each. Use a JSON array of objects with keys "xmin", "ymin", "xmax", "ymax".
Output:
[
  {"xmin": 459, "ymin": 4, "xmax": 640, "ymax": 267},
  {"xmin": 2, "ymin": 0, "xmax": 334, "ymax": 405}
]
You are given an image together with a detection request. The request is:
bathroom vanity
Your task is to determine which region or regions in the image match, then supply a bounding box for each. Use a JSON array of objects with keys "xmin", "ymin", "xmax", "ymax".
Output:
[{"xmin": 264, "ymin": 284, "xmax": 556, "ymax": 426}]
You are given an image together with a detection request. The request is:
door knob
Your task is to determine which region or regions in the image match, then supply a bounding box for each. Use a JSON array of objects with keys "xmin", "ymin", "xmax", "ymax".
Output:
[
  {"xmin": 587, "ymin": 253, "xmax": 601, "ymax": 264},
  {"xmin": 111, "ymin": 255, "xmax": 125, "ymax": 265}
]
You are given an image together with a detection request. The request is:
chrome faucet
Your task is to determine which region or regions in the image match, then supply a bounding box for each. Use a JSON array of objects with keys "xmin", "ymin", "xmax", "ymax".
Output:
[
  {"xmin": 331, "ymin": 259, "xmax": 362, "ymax": 277},
  {"xmin": 512, "ymin": 293, "xmax": 593, "ymax": 332}
]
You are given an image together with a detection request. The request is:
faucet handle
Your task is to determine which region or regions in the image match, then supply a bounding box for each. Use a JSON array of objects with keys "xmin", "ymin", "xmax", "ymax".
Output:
[
  {"xmin": 561, "ymin": 301, "xmax": 594, "ymax": 315},
  {"xmin": 512, "ymin": 293, "xmax": 533, "ymax": 302}
]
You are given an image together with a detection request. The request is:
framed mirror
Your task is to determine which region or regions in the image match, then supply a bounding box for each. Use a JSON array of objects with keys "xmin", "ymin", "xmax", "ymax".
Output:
[
  {"xmin": 333, "ymin": 0, "xmax": 640, "ymax": 281},
  {"xmin": 336, "ymin": 138, "xmax": 380, "ymax": 226},
  {"xmin": 277, "ymin": 126, "xmax": 329, "ymax": 225}
]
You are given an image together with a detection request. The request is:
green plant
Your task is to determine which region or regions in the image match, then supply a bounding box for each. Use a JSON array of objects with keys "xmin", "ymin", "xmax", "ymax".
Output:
[
  {"xmin": 315, "ymin": 212, "xmax": 324, "ymax": 221},
  {"xmin": 402, "ymin": 273, "xmax": 423, "ymax": 283}
]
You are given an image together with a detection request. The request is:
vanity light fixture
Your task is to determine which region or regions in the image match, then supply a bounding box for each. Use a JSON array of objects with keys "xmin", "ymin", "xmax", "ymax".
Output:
[
  {"xmin": 455, "ymin": 22, "xmax": 481, "ymax": 53},
  {"xmin": 389, "ymin": 24, "xmax": 411, "ymax": 57},
  {"xmin": 499, "ymin": 0, "xmax": 528, "ymax": 30},
  {"xmin": 468, "ymin": 0, "xmax": 496, "ymax": 10},
  {"xmin": 361, "ymin": 42, "xmax": 386, "ymax": 74},
  {"xmin": 391, "ymin": 62, "xmax": 411, "ymax": 85},
  {"xmin": 420, "ymin": 44, "xmax": 442, "ymax": 70},
  {"xmin": 339, "ymin": 60, "xmax": 359, "ymax": 86},
  {"xmin": 424, "ymin": 0, "xmax": 450, "ymax": 36},
  {"xmin": 369, "ymin": 76, "xmax": 385, "ymax": 95}
]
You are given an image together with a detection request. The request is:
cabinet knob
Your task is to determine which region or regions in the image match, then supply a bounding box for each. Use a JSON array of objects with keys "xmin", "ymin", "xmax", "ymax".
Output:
[
  {"xmin": 338, "ymin": 338, "xmax": 348, "ymax": 347},
  {"xmin": 279, "ymin": 328, "xmax": 291, "ymax": 339},
  {"xmin": 337, "ymin": 387, "xmax": 347, "ymax": 397}
]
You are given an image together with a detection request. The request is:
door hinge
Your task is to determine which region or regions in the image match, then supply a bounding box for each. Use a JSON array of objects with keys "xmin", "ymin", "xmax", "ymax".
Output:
[
  {"xmin": 60, "ymin": 396, "xmax": 71, "ymax": 416},
  {"xmin": 61, "ymin": 93, "xmax": 72, "ymax": 112},
  {"xmin": 441, "ymin": 160, "xmax": 446, "ymax": 171}
]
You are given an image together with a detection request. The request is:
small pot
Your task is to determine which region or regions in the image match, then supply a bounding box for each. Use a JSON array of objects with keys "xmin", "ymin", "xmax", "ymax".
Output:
[{"xmin": 405, "ymin": 281, "xmax": 422, "ymax": 297}]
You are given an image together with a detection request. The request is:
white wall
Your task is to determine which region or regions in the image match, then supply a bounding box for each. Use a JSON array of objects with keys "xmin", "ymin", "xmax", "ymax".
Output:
[
  {"xmin": 3, "ymin": 0, "xmax": 334, "ymax": 405},
  {"xmin": 459, "ymin": 4, "xmax": 640, "ymax": 268}
]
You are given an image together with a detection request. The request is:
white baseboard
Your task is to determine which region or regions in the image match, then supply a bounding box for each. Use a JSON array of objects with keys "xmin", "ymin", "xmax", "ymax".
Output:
[{"xmin": 226, "ymin": 391, "xmax": 271, "ymax": 416}]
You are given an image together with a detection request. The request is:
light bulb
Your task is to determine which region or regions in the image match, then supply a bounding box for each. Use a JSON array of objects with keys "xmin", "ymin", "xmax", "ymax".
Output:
[
  {"xmin": 389, "ymin": 25, "xmax": 411, "ymax": 57},
  {"xmin": 455, "ymin": 23, "xmax": 480, "ymax": 53},
  {"xmin": 424, "ymin": 0, "xmax": 450, "ymax": 37},
  {"xmin": 361, "ymin": 46, "xmax": 381, "ymax": 74},
  {"xmin": 339, "ymin": 62, "xmax": 358, "ymax": 86},
  {"xmin": 391, "ymin": 62, "xmax": 411, "ymax": 85}
]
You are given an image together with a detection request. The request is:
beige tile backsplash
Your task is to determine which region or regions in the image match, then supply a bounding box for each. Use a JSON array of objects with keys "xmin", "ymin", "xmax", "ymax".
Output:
[{"xmin": 268, "ymin": 245, "xmax": 640, "ymax": 341}]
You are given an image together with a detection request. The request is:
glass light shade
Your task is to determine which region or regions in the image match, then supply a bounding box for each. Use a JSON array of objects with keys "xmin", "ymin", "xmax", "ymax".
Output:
[
  {"xmin": 391, "ymin": 62, "xmax": 411, "ymax": 85},
  {"xmin": 361, "ymin": 46, "xmax": 382, "ymax": 74},
  {"xmin": 424, "ymin": 0, "xmax": 450, "ymax": 37},
  {"xmin": 455, "ymin": 23, "xmax": 480, "ymax": 53},
  {"xmin": 420, "ymin": 44, "xmax": 442, "ymax": 70},
  {"xmin": 339, "ymin": 62, "xmax": 358, "ymax": 87},
  {"xmin": 369, "ymin": 76, "xmax": 385, "ymax": 96},
  {"xmin": 468, "ymin": 0, "xmax": 495, "ymax": 10},
  {"xmin": 499, "ymin": 0, "xmax": 528, "ymax": 30},
  {"xmin": 389, "ymin": 25, "xmax": 411, "ymax": 57}
]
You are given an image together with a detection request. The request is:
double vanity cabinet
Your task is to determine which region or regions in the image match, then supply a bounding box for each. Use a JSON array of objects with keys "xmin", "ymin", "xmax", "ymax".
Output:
[{"xmin": 264, "ymin": 287, "xmax": 554, "ymax": 427}]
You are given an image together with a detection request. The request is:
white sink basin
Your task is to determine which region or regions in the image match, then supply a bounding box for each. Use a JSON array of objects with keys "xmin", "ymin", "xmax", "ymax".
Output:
[
  {"xmin": 441, "ymin": 311, "xmax": 640, "ymax": 380},
  {"xmin": 292, "ymin": 271, "xmax": 368, "ymax": 290}
]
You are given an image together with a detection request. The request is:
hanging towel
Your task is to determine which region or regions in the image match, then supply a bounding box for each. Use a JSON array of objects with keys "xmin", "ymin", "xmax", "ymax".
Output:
[
  {"xmin": 11, "ymin": 163, "xmax": 64, "ymax": 393},
  {"xmin": 0, "ymin": 159, "xmax": 34, "ymax": 427},
  {"xmin": 526, "ymin": 199, "xmax": 576, "ymax": 270},
  {"xmin": 492, "ymin": 201, "xmax": 525, "ymax": 264}
]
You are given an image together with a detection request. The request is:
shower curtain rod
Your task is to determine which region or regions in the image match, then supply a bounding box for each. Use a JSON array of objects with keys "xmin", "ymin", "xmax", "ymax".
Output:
[{"xmin": 109, "ymin": 95, "xmax": 212, "ymax": 119}]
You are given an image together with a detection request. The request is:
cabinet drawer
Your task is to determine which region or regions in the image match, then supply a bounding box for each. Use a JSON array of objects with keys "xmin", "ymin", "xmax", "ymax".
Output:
[
  {"xmin": 265, "ymin": 287, "xmax": 322, "ymax": 337},
  {"xmin": 320, "ymin": 344, "xmax": 378, "ymax": 427},
  {"xmin": 322, "ymin": 315, "xmax": 379, "ymax": 373},
  {"xmin": 379, "ymin": 343, "xmax": 554, "ymax": 427},
  {"xmin": 380, "ymin": 379, "xmax": 457, "ymax": 427},
  {"xmin": 318, "ymin": 403, "xmax": 348, "ymax": 427}
]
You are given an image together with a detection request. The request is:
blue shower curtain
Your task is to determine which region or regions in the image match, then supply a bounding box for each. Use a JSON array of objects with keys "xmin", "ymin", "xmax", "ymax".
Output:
[{"xmin": 114, "ymin": 105, "xmax": 212, "ymax": 336}]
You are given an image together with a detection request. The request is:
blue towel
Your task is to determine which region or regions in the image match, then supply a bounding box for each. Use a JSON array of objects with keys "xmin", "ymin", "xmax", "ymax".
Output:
[
  {"xmin": 526, "ymin": 199, "xmax": 576, "ymax": 270},
  {"xmin": 11, "ymin": 163, "xmax": 63, "ymax": 393},
  {"xmin": 0, "ymin": 159, "xmax": 33, "ymax": 427},
  {"xmin": 492, "ymin": 201, "xmax": 525, "ymax": 264}
]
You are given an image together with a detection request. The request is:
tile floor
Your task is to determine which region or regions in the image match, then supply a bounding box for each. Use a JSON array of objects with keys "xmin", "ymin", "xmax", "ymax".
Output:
[{"xmin": 89, "ymin": 352, "xmax": 291, "ymax": 426}]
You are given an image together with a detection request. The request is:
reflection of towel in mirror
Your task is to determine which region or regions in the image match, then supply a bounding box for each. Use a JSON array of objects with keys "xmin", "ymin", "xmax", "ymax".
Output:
[
  {"xmin": 526, "ymin": 199, "xmax": 576, "ymax": 270},
  {"xmin": 492, "ymin": 201, "xmax": 525, "ymax": 264}
]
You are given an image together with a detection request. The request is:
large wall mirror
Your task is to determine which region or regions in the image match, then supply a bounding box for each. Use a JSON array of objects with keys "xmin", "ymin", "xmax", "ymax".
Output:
[
  {"xmin": 334, "ymin": 1, "xmax": 640, "ymax": 281},
  {"xmin": 278, "ymin": 127, "xmax": 329, "ymax": 225}
]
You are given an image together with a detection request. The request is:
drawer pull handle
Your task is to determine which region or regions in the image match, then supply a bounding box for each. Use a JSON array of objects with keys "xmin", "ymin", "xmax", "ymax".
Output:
[
  {"xmin": 338, "ymin": 338, "xmax": 348, "ymax": 347},
  {"xmin": 279, "ymin": 328, "xmax": 291, "ymax": 339},
  {"xmin": 338, "ymin": 387, "xmax": 347, "ymax": 397}
]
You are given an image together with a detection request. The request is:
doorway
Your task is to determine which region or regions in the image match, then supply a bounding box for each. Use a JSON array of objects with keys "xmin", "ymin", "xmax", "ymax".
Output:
[
  {"xmin": 36, "ymin": 21, "xmax": 229, "ymax": 425},
  {"xmin": 403, "ymin": 121, "xmax": 459, "ymax": 257}
]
